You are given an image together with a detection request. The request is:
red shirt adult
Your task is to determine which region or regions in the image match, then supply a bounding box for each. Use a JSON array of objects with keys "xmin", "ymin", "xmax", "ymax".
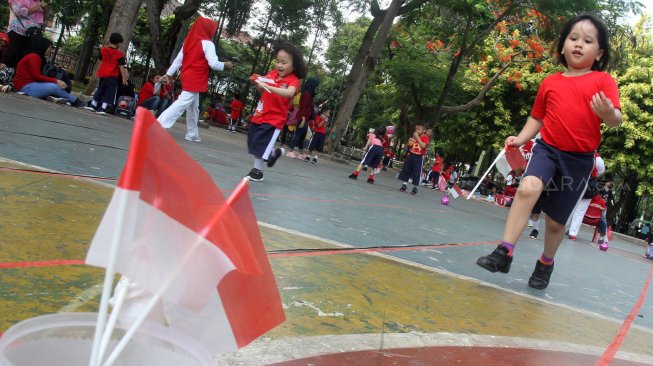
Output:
[
  {"xmin": 409, "ymin": 134, "xmax": 430, "ymax": 155},
  {"xmin": 96, "ymin": 46, "xmax": 125, "ymax": 78},
  {"xmin": 250, "ymin": 69, "xmax": 300, "ymax": 129},
  {"xmin": 13, "ymin": 53, "xmax": 56, "ymax": 91},
  {"xmin": 431, "ymin": 156, "xmax": 442, "ymax": 172},
  {"xmin": 230, "ymin": 98, "xmax": 243, "ymax": 120},
  {"xmin": 313, "ymin": 115, "xmax": 326, "ymax": 134},
  {"xmin": 531, "ymin": 72, "xmax": 620, "ymax": 153},
  {"xmin": 137, "ymin": 81, "xmax": 161, "ymax": 106}
]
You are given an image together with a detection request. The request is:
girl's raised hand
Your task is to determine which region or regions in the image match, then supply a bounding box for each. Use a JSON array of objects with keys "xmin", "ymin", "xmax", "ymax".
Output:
[
  {"xmin": 505, "ymin": 136, "xmax": 520, "ymax": 147},
  {"xmin": 590, "ymin": 91, "xmax": 616, "ymax": 121}
]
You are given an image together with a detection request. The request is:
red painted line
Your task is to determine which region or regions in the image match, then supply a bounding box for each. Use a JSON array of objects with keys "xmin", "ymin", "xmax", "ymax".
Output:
[
  {"xmin": 595, "ymin": 265, "xmax": 653, "ymax": 366},
  {"xmin": 248, "ymin": 192, "xmax": 449, "ymax": 213},
  {"xmin": 0, "ymin": 259, "xmax": 85, "ymax": 269},
  {"xmin": 0, "ymin": 166, "xmax": 116, "ymax": 181},
  {"xmin": 269, "ymin": 240, "xmax": 500, "ymax": 258}
]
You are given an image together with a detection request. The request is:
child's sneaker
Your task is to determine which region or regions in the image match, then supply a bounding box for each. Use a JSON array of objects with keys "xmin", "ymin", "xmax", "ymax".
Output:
[
  {"xmin": 528, "ymin": 260, "xmax": 554, "ymax": 289},
  {"xmin": 411, "ymin": 187, "xmax": 418, "ymax": 195},
  {"xmin": 246, "ymin": 168, "xmax": 264, "ymax": 182},
  {"xmin": 348, "ymin": 173, "xmax": 358, "ymax": 180},
  {"xmin": 399, "ymin": 184, "xmax": 407, "ymax": 192},
  {"xmin": 476, "ymin": 245, "xmax": 512, "ymax": 273},
  {"xmin": 304, "ymin": 156, "xmax": 311, "ymax": 162},
  {"xmin": 69, "ymin": 99, "xmax": 88, "ymax": 108},
  {"xmin": 362, "ymin": 166, "xmax": 368, "ymax": 171},
  {"xmin": 267, "ymin": 147, "xmax": 285, "ymax": 167},
  {"xmin": 367, "ymin": 177, "xmax": 374, "ymax": 184},
  {"xmin": 529, "ymin": 229, "xmax": 539, "ymax": 239},
  {"xmin": 311, "ymin": 157, "xmax": 318, "ymax": 164}
]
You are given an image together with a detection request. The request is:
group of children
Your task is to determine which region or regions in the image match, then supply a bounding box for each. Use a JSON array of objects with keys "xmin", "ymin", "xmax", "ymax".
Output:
[{"xmin": 96, "ymin": 14, "xmax": 624, "ymax": 291}]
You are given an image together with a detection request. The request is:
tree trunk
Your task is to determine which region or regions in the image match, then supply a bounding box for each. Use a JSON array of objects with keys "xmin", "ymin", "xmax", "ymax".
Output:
[
  {"xmin": 145, "ymin": 0, "xmax": 165, "ymax": 73},
  {"xmin": 162, "ymin": 0, "xmax": 203, "ymax": 64},
  {"xmin": 74, "ymin": 3, "xmax": 102, "ymax": 81},
  {"xmin": 328, "ymin": 0, "xmax": 402, "ymax": 151},
  {"xmin": 610, "ymin": 172, "xmax": 639, "ymax": 232},
  {"xmin": 83, "ymin": 0, "xmax": 143, "ymax": 95},
  {"xmin": 51, "ymin": 24, "xmax": 65, "ymax": 63}
]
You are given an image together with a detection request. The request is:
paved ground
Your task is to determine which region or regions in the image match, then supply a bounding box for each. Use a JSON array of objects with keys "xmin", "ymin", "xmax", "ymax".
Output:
[{"xmin": 1, "ymin": 92, "xmax": 653, "ymax": 365}]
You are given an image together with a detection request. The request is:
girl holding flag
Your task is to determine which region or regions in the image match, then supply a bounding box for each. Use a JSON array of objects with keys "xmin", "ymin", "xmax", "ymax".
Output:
[
  {"xmin": 157, "ymin": 17, "xmax": 233, "ymax": 143},
  {"xmin": 476, "ymin": 14, "xmax": 621, "ymax": 290}
]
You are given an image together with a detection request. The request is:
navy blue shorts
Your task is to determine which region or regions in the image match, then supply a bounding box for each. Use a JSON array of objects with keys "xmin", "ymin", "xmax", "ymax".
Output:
[
  {"xmin": 523, "ymin": 139, "xmax": 594, "ymax": 224},
  {"xmin": 398, "ymin": 153, "xmax": 425, "ymax": 185},
  {"xmin": 362, "ymin": 145, "xmax": 383, "ymax": 168},
  {"xmin": 248, "ymin": 122, "xmax": 278, "ymax": 158},
  {"xmin": 308, "ymin": 132, "xmax": 326, "ymax": 152}
]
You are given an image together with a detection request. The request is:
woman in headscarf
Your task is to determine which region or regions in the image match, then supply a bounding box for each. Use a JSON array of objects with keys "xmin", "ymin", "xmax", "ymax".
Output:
[
  {"xmin": 285, "ymin": 77, "xmax": 319, "ymax": 159},
  {"xmin": 157, "ymin": 16, "xmax": 233, "ymax": 143},
  {"xmin": 13, "ymin": 36, "xmax": 85, "ymax": 106}
]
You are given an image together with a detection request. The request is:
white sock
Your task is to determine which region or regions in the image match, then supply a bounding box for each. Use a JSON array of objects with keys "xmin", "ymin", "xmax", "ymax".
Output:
[
  {"xmin": 532, "ymin": 219, "xmax": 540, "ymax": 230},
  {"xmin": 254, "ymin": 158, "xmax": 263, "ymax": 170},
  {"xmin": 91, "ymin": 100, "xmax": 98, "ymax": 107},
  {"xmin": 101, "ymin": 102, "xmax": 108, "ymax": 110}
]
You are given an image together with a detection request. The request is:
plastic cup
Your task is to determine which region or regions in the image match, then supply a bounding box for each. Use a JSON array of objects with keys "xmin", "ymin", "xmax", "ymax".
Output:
[{"xmin": 0, "ymin": 312, "xmax": 213, "ymax": 366}]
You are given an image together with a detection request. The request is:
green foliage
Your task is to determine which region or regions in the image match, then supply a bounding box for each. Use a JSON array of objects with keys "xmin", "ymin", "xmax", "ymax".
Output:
[{"xmin": 61, "ymin": 34, "xmax": 83, "ymax": 54}]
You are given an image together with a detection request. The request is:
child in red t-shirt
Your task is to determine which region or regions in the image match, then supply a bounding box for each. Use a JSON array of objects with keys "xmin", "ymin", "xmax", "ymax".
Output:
[
  {"xmin": 477, "ymin": 14, "xmax": 622, "ymax": 290},
  {"xmin": 307, "ymin": 106, "xmax": 329, "ymax": 164},
  {"xmin": 398, "ymin": 124, "xmax": 430, "ymax": 195},
  {"xmin": 90, "ymin": 33, "xmax": 128, "ymax": 114},
  {"xmin": 228, "ymin": 94, "xmax": 243, "ymax": 133},
  {"xmin": 246, "ymin": 40, "xmax": 306, "ymax": 182}
]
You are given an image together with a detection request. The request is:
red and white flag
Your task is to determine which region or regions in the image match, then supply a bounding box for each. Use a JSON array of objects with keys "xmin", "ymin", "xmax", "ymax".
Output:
[
  {"xmin": 495, "ymin": 146, "xmax": 527, "ymax": 178},
  {"xmin": 86, "ymin": 108, "xmax": 285, "ymax": 352},
  {"xmin": 449, "ymin": 184, "xmax": 463, "ymax": 199}
]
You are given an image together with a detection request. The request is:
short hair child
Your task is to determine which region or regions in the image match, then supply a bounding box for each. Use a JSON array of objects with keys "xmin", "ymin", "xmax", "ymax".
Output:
[
  {"xmin": 90, "ymin": 33, "xmax": 128, "ymax": 113},
  {"xmin": 398, "ymin": 124, "xmax": 430, "ymax": 195},
  {"xmin": 246, "ymin": 40, "xmax": 305, "ymax": 181},
  {"xmin": 348, "ymin": 126, "xmax": 386, "ymax": 184},
  {"xmin": 306, "ymin": 105, "xmax": 330, "ymax": 164},
  {"xmin": 476, "ymin": 14, "xmax": 622, "ymax": 290}
]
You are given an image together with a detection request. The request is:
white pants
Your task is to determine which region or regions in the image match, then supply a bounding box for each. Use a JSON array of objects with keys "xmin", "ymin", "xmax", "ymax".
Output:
[
  {"xmin": 157, "ymin": 91, "xmax": 200, "ymax": 140},
  {"xmin": 568, "ymin": 198, "xmax": 591, "ymax": 236}
]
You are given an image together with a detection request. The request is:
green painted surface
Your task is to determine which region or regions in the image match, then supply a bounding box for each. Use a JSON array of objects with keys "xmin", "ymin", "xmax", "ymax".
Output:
[{"xmin": 1, "ymin": 162, "xmax": 652, "ymax": 357}]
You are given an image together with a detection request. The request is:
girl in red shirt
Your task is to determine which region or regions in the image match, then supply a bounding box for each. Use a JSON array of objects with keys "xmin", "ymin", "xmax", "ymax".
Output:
[
  {"xmin": 246, "ymin": 40, "xmax": 306, "ymax": 182},
  {"xmin": 477, "ymin": 14, "xmax": 622, "ymax": 290},
  {"xmin": 306, "ymin": 106, "xmax": 329, "ymax": 164}
]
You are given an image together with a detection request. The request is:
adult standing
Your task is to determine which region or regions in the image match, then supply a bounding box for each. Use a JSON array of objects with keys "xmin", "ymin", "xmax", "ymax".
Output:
[
  {"xmin": 1, "ymin": 0, "xmax": 45, "ymax": 69},
  {"xmin": 286, "ymin": 77, "xmax": 319, "ymax": 160}
]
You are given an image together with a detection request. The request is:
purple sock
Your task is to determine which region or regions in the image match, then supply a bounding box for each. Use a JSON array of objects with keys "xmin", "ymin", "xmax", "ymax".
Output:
[
  {"xmin": 500, "ymin": 241, "xmax": 515, "ymax": 256},
  {"xmin": 539, "ymin": 254, "xmax": 554, "ymax": 265}
]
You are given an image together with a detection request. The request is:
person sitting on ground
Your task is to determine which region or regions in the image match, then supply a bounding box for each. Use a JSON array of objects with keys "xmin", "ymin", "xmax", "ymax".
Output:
[
  {"xmin": 137, "ymin": 74, "xmax": 170, "ymax": 117},
  {"xmin": 13, "ymin": 36, "xmax": 86, "ymax": 107}
]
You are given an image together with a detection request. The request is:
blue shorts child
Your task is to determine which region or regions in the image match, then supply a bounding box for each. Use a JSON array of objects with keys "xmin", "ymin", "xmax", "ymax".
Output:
[
  {"xmin": 398, "ymin": 153, "xmax": 425, "ymax": 185},
  {"xmin": 523, "ymin": 139, "xmax": 594, "ymax": 224},
  {"xmin": 361, "ymin": 145, "xmax": 383, "ymax": 168},
  {"xmin": 248, "ymin": 123, "xmax": 280, "ymax": 160},
  {"xmin": 308, "ymin": 132, "xmax": 326, "ymax": 152}
]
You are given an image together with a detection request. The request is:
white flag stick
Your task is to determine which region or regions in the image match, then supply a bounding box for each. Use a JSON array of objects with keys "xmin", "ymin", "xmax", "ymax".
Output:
[
  {"xmin": 89, "ymin": 191, "xmax": 131, "ymax": 366},
  {"xmin": 97, "ymin": 277, "xmax": 130, "ymax": 363},
  {"xmin": 467, "ymin": 149, "xmax": 506, "ymax": 200}
]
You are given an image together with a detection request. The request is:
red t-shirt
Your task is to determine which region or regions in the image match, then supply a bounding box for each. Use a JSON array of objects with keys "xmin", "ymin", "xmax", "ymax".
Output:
[
  {"xmin": 409, "ymin": 134, "xmax": 430, "ymax": 155},
  {"xmin": 431, "ymin": 156, "xmax": 442, "ymax": 172},
  {"xmin": 13, "ymin": 53, "xmax": 57, "ymax": 91},
  {"xmin": 230, "ymin": 99, "xmax": 243, "ymax": 120},
  {"xmin": 251, "ymin": 69, "xmax": 300, "ymax": 129},
  {"xmin": 97, "ymin": 46, "xmax": 125, "ymax": 78},
  {"xmin": 313, "ymin": 115, "xmax": 326, "ymax": 134},
  {"xmin": 531, "ymin": 72, "xmax": 620, "ymax": 153},
  {"xmin": 137, "ymin": 81, "xmax": 157, "ymax": 106}
]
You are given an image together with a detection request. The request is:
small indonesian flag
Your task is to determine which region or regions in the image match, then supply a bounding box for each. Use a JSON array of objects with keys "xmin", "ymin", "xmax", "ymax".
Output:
[
  {"xmin": 86, "ymin": 108, "xmax": 285, "ymax": 353},
  {"xmin": 495, "ymin": 146, "xmax": 527, "ymax": 178},
  {"xmin": 449, "ymin": 184, "xmax": 463, "ymax": 199}
]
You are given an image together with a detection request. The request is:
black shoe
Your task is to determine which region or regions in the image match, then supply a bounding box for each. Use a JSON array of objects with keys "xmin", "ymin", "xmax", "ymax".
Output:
[
  {"xmin": 528, "ymin": 260, "xmax": 554, "ymax": 289},
  {"xmin": 69, "ymin": 99, "xmax": 87, "ymax": 108},
  {"xmin": 411, "ymin": 187, "xmax": 418, "ymax": 195},
  {"xmin": 476, "ymin": 245, "xmax": 513, "ymax": 273},
  {"xmin": 382, "ymin": 167, "xmax": 387, "ymax": 171},
  {"xmin": 399, "ymin": 185, "xmax": 407, "ymax": 192},
  {"xmin": 304, "ymin": 156, "xmax": 311, "ymax": 162},
  {"xmin": 367, "ymin": 177, "xmax": 374, "ymax": 184},
  {"xmin": 348, "ymin": 173, "xmax": 358, "ymax": 180},
  {"xmin": 267, "ymin": 148, "xmax": 285, "ymax": 167},
  {"xmin": 529, "ymin": 229, "xmax": 539, "ymax": 239},
  {"xmin": 362, "ymin": 166, "xmax": 368, "ymax": 171},
  {"xmin": 246, "ymin": 168, "xmax": 264, "ymax": 182}
]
